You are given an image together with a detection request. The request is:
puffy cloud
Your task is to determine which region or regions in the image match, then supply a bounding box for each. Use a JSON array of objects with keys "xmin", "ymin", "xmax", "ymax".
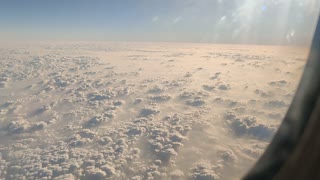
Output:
[
  {"xmin": 0, "ymin": 82, "xmax": 7, "ymax": 88},
  {"xmin": 0, "ymin": 42, "xmax": 304, "ymax": 179},
  {"xmin": 186, "ymin": 97, "xmax": 206, "ymax": 106},
  {"xmin": 217, "ymin": 148, "xmax": 237, "ymax": 163},
  {"xmin": 6, "ymin": 120, "xmax": 29, "ymax": 134},
  {"xmin": 264, "ymin": 100, "xmax": 288, "ymax": 108},
  {"xmin": 148, "ymin": 85, "xmax": 166, "ymax": 94},
  {"xmin": 189, "ymin": 161, "xmax": 220, "ymax": 180},
  {"xmin": 148, "ymin": 94, "xmax": 171, "ymax": 102},
  {"xmin": 268, "ymin": 80, "xmax": 288, "ymax": 87},
  {"xmin": 170, "ymin": 169, "xmax": 184, "ymax": 179},
  {"xmin": 217, "ymin": 84, "xmax": 231, "ymax": 90},
  {"xmin": 202, "ymin": 85, "xmax": 215, "ymax": 91},
  {"xmin": 139, "ymin": 106, "xmax": 160, "ymax": 117},
  {"xmin": 224, "ymin": 111, "xmax": 276, "ymax": 140}
]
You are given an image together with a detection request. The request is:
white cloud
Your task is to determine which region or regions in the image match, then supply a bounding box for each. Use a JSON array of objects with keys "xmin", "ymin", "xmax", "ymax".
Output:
[
  {"xmin": 152, "ymin": 16, "xmax": 159, "ymax": 23},
  {"xmin": 172, "ymin": 16, "xmax": 182, "ymax": 24},
  {"xmin": 219, "ymin": 16, "xmax": 226, "ymax": 22},
  {"xmin": 0, "ymin": 42, "xmax": 304, "ymax": 179}
]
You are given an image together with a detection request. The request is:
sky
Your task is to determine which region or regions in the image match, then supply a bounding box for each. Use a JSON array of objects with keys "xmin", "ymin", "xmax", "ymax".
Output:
[{"xmin": 0, "ymin": 0, "xmax": 319, "ymax": 44}]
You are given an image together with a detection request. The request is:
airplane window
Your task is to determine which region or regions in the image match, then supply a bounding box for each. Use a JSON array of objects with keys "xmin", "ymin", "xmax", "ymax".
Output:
[{"xmin": 0, "ymin": 0, "xmax": 319, "ymax": 179}]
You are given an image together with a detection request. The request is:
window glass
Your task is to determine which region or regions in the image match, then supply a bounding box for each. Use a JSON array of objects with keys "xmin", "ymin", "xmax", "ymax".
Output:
[{"xmin": 0, "ymin": 0, "xmax": 319, "ymax": 179}]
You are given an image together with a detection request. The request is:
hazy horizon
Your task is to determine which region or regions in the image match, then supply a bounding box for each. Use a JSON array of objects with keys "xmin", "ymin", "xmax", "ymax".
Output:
[{"xmin": 1, "ymin": 0, "xmax": 319, "ymax": 45}]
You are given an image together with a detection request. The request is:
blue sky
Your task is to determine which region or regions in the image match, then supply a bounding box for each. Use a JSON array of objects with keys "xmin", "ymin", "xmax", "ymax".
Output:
[{"xmin": 0, "ymin": 0, "xmax": 319, "ymax": 44}]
